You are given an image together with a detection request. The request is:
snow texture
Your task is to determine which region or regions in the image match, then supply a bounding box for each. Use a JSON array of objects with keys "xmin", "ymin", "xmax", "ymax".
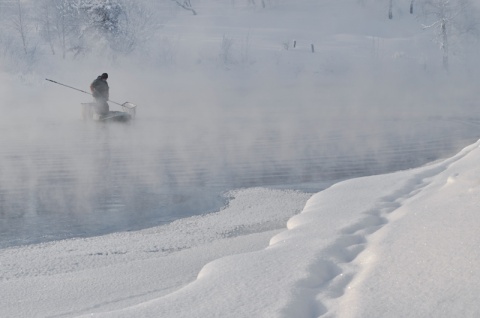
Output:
[{"xmin": 3, "ymin": 141, "xmax": 480, "ymax": 317}]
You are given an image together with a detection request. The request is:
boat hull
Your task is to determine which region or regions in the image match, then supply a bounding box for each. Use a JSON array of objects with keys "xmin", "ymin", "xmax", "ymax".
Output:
[{"xmin": 81, "ymin": 103, "xmax": 134, "ymax": 123}]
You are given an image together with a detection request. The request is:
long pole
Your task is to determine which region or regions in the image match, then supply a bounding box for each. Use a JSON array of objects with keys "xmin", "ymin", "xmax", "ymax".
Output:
[
  {"xmin": 45, "ymin": 78, "xmax": 128, "ymax": 107},
  {"xmin": 46, "ymin": 78, "xmax": 91, "ymax": 95}
]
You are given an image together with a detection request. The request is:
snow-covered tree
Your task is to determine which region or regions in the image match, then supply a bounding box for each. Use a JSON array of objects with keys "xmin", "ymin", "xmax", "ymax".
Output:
[
  {"xmin": 76, "ymin": 0, "xmax": 123, "ymax": 34},
  {"xmin": 421, "ymin": 0, "xmax": 477, "ymax": 71},
  {"xmin": 110, "ymin": 1, "xmax": 161, "ymax": 54},
  {"xmin": 72, "ymin": 0, "xmax": 130, "ymax": 54},
  {"xmin": 0, "ymin": 0, "xmax": 161, "ymax": 63}
]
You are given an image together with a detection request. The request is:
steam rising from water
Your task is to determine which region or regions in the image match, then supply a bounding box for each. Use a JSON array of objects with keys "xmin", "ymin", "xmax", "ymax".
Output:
[
  {"xmin": 2, "ymin": 0, "xmax": 480, "ymax": 248},
  {"xmin": 1, "ymin": 62, "xmax": 479, "ymax": 248}
]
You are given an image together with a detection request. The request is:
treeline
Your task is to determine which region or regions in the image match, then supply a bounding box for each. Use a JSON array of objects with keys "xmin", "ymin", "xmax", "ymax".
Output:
[
  {"xmin": 0, "ymin": 0, "xmax": 478, "ymax": 73},
  {"xmin": 0, "ymin": 0, "xmax": 277, "ymax": 62},
  {"xmin": 0, "ymin": 0, "xmax": 164, "ymax": 61}
]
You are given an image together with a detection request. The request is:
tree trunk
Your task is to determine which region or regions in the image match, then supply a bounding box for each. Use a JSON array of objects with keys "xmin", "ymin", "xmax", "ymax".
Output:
[
  {"xmin": 389, "ymin": 0, "xmax": 393, "ymax": 19},
  {"xmin": 60, "ymin": 13, "xmax": 66, "ymax": 59},
  {"xmin": 43, "ymin": 3, "xmax": 56, "ymax": 55},
  {"xmin": 441, "ymin": 20, "xmax": 449, "ymax": 71},
  {"xmin": 15, "ymin": 0, "xmax": 28, "ymax": 54}
]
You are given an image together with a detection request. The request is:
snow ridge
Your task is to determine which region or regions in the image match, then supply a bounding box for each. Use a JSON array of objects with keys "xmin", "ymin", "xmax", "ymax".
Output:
[{"xmin": 272, "ymin": 142, "xmax": 477, "ymax": 317}]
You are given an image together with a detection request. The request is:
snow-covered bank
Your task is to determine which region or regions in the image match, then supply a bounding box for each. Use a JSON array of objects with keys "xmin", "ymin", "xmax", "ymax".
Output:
[
  {"xmin": 80, "ymin": 140, "xmax": 480, "ymax": 318},
  {"xmin": 0, "ymin": 188, "xmax": 310, "ymax": 317},
  {"xmin": 3, "ymin": 140, "xmax": 480, "ymax": 317}
]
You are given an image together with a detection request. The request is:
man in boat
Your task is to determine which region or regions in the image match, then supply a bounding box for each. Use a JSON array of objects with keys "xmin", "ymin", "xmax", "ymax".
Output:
[{"xmin": 90, "ymin": 73, "xmax": 109, "ymax": 116}]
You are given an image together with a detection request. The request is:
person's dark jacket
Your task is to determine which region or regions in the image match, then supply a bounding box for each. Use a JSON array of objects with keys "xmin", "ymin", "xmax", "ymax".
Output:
[
  {"xmin": 90, "ymin": 76, "xmax": 109, "ymax": 101},
  {"xmin": 90, "ymin": 76, "xmax": 110, "ymax": 115}
]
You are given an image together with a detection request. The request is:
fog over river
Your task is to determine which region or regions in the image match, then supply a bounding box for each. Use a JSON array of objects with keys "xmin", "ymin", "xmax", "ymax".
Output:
[{"xmin": 1, "ymin": 69, "xmax": 479, "ymax": 249}]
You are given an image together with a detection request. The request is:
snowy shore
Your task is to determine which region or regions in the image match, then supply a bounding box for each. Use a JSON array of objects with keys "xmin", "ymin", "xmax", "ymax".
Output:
[{"xmin": 2, "ymin": 140, "xmax": 480, "ymax": 317}]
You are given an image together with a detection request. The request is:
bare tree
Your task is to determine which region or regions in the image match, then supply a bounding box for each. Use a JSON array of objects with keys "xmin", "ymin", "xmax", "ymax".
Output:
[
  {"xmin": 38, "ymin": 0, "xmax": 56, "ymax": 55},
  {"xmin": 219, "ymin": 35, "xmax": 234, "ymax": 65},
  {"xmin": 29, "ymin": 0, "xmax": 79, "ymax": 59},
  {"xmin": 171, "ymin": 0, "xmax": 197, "ymax": 15},
  {"xmin": 11, "ymin": 0, "xmax": 30, "ymax": 54}
]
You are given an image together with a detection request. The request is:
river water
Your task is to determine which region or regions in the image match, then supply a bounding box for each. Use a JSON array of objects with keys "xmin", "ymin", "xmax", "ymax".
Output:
[{"xmin": 0, "ymin": 98, "xmax": 479, "ymax": 249}]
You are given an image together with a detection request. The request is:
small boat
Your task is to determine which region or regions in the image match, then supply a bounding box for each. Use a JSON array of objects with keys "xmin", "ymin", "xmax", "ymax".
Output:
[
  {"xmin": 45, "ymin": 79, "xmax": 138, "ymax": 123},
  {"xmin": 81, "ymin": 102, "xmax": 136, "ymax": 123}
]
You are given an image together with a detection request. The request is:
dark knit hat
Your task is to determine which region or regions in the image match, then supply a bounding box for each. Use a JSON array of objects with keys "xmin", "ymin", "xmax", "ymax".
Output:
[{"xmin": 101, "ymin": 73, "xmax": 108, "ymax": 79}]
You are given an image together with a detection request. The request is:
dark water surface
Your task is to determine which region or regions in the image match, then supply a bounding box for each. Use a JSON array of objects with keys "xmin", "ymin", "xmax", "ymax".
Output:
[{"xmin": 1, "ymin": 107, "xmax": 479, "ymax": 249}]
